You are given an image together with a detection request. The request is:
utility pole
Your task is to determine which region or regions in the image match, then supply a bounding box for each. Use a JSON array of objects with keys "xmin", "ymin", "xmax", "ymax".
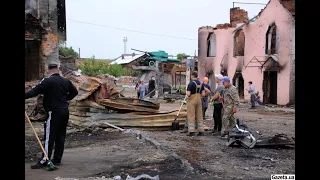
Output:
[
  {"xmin": 123, "ymin": 37, "xmax": 127, "ymax": 54},
  {"xmin": 78, "ymin": 48, "xmax": 80, "ymax": 58}
]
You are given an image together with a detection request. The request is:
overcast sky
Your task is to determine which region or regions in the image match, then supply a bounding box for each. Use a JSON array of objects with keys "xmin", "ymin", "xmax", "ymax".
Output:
[{"xmin": 66, "ymin": 0, "xmax": 270, "ymax": 59}]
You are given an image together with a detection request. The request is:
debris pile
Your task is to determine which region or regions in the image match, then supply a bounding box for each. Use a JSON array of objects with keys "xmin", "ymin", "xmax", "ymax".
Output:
[
  {"xmin": 227, "ymin": 119, "xmax": 295, "ymax": 149},
  {"xmin": 117, "ymin": 76, "xmax": 136, "ymax": 84},
  {"xmin": 25, "ymin": 80, "xmax": 42, "ymax": 119},
  {"xmin": 25, "ymin": 74, "xmax": 186, "ymax": 129},
  {"xmin": 67, "ymin": 74, "xmax": 186, "ymax": 130}
]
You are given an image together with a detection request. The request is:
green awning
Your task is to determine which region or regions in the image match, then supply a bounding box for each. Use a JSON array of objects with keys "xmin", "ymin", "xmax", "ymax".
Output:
[{"xmin": 145, "ymin": 50, "xmax": 180, "ymax": 62}]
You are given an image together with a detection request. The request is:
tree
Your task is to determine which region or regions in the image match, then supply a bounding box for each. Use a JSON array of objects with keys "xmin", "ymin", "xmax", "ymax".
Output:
[
  {"xmin": 58, "ymin": 39, "xmax": 79, "ymax": 58},
  {"xmin": 59, "ymin": 46, "xmax": 79, "ymax": 58},
  {"xmin": 177, "ymin": 53, "xmax": 188, "ymax": 61},
  {"xmin": 78, "ymin": 56, "xmax": 126, "ymax": 77}
]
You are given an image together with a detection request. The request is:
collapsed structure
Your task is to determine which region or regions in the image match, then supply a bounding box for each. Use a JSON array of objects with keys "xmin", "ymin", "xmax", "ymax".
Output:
[
  {"xmin": 198, "ymin": 0, "xmax": 295, "ymax": 105},
  {"xmin": 26, "ymin": 74, "xmax": 187, "ymax": 130},
  {"xmin": 25, "ymin": 0, "xmax": 66, "ymax": 81}
]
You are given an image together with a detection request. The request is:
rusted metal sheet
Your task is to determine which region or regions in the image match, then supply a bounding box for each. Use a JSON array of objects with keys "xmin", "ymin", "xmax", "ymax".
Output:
[
  {"xmin": 69, "ymin": 100, "xmax": 106, "ymax": 109},
  {"xmin": 75, "ymin": 77, "xmax": 103, "ymax": 101},
  {"xmin": 73, "ymin": 75, "xmax": 117, "ymax": 102},
  {"xmin": 69, "ymin": 111, "xmax": 187, "ymax": 129},
  {"xmin": 109, "ymin": 97, "xmax": 160, "ymax": 110},
  {"xmin": 99, "ymin": 99, "xmax": 160, "ymax": 113}
]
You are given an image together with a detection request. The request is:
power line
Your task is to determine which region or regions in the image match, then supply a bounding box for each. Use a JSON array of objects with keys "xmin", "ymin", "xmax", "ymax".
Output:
[{"xmin": 67, "ymin": 19, "xmax": 196, "ymax": 41}]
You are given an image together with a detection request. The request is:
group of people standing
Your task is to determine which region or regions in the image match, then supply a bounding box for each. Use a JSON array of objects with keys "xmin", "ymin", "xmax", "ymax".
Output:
[
  {"xmin": 135, "ymin": 76, "xmax": 156, "ymax": 100},
  {"xmin": 184, "ymin": 71, "xmax": 243, "ymax": 138}
]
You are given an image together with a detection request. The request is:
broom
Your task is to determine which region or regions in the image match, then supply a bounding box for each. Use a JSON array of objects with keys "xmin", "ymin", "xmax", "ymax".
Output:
[{"xmin": 25, "ymin": 111, "xmax": 57, "ymax": 171}]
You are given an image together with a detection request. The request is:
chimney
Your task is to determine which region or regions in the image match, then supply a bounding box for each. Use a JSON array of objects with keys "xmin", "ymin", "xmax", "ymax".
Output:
[
  {"xmin": 230, "ymin": 7, "xmax": 249, "ymax": 27},
  {"xmin": 121, "ymin": 55, "xmax": 124, "ymax": 59}
]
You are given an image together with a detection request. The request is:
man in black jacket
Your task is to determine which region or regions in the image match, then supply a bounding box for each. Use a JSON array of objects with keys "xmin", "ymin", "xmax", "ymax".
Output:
[
  {"xmin": 148, "ymin": 76, "xmax": 156, "ymax": 98},
  {"xmin": 25, "ymin": 64, "xmax": 78, "ymax": 169}
]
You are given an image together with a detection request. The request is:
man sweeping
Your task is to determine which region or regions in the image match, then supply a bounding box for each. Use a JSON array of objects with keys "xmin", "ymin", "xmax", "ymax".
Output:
[
  {"xmin": 186, "ymin": 72, "xmax": 205, "ymax": 136},
  {"xmin": 25, "ymin": 64, "xmax": 78, "ymax": 169}
]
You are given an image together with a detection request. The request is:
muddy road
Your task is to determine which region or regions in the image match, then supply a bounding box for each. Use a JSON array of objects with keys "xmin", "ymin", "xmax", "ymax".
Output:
[{"xmin": 25, "ymin": 101, "xmax": 294, "ymax": 180}]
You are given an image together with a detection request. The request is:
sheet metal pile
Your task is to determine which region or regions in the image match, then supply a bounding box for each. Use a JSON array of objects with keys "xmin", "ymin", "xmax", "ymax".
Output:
[{"xmin": 25, "ymin": 74, "xmax": 186, "ymax": 130}]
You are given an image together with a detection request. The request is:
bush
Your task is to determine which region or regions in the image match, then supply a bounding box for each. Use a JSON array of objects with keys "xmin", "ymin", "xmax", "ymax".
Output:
[
  {"xmin": 59, "ymin": 46, "xmax": 79, "ymax": 58},
  {"xmin": 78, "ymin": 56, "xmax": 139, "ymax": 77}
]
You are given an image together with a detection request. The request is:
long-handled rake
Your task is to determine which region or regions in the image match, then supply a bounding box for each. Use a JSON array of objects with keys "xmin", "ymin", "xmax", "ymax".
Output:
[{"xmin": 25, "ymin": 111, "xmax": 57, "ymax": 171}]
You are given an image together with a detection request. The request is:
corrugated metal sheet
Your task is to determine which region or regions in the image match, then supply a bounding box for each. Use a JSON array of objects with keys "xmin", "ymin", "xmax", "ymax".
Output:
[{"xmin": 111, "ymin": 54, "xmax": 145, "ymax": 65}]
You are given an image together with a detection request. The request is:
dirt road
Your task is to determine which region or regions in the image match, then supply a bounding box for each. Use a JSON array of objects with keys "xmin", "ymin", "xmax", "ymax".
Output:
[{"xmin": 25, "ymin": 91, "xmax": 294, "ymax": 180}]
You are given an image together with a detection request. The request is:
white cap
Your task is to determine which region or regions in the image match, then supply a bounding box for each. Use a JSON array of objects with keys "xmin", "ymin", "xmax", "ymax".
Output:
[{"xmin": 215, "ymin": 74, "xmax": 224, "ymax": 80}]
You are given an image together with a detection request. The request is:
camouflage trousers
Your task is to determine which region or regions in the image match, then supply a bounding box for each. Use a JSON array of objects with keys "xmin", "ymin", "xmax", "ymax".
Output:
[{"xmin": 221, "ymin": 106, "xmax": 236, "ymax": 135}]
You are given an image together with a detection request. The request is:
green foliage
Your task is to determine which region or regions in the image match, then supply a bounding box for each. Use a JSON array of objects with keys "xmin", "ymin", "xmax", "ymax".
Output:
[
  {"xmin": 179, "ymin": 85, "xmax": 186, "ymax": 95},
  {"xmin": 78, "ymin": 56, "xmax": 140, "ymax": 77},
  {"xmin": 109, "ymin": 63, "xmax": 124, "ymax": 77},
  {"xmin": 177, "ymin": 53, "xmax": 187, "ymax": 61},
  {"xmin": 59, "ymin": 46, "xmax": 79, "ymax": 58}
]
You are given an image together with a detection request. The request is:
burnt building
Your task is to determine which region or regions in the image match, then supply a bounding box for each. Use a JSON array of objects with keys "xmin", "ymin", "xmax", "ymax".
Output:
[
  {"xmin": 198, "ymin": 0, "xmax": 295, "ymax": 105},
  {"xmin": 25, "ymin": 0, "xmax": 66, "ymax": 81}
]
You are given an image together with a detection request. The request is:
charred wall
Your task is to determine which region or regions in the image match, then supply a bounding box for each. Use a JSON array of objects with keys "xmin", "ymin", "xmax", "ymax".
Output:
[
  {"xmin": 280, "ymin": 0, "xmax": 295, "ymax": 19},
  {"xmin": 25, "ymin": 0, "xmax": 65, "ymax": 80},
  {"xmin": 230, "ymin": 7, "xmax": 249, "ymax": 27},
  {"xmin": 25, "ymin": 41, "xmax": 41, "ymax": 81}
]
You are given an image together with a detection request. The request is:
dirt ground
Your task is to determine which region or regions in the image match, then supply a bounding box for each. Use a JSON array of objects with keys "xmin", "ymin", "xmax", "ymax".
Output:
[{"xmin": 25, "ymin": 86, "xmax": 295, "ymax": 180}]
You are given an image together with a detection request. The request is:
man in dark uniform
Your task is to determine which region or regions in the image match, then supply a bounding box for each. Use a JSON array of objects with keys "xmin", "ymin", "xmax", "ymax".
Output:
[
  {"xmin": 25, "ymin": 64, "xmax": 78, "ymax": 169},
  {"xmin": 186, "ymin": 72, "xmax": 205, "ymax": 136},
  {"xmin": 148, "ymin": 76, "xmax": 156, "ymax": 98}
]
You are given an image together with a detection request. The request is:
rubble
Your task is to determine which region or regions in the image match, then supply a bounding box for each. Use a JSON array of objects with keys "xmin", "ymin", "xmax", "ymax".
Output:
[
  {"xmin": 227, "ymin": 119, "xmax": 295, "ymax": 149},
  {"xmin": 117, "ymin": 76, "xmax": 136, "ymax": 84},
  {"xmin": 24, "ymin": 73, "xmax": 186, "ymax": 129}
]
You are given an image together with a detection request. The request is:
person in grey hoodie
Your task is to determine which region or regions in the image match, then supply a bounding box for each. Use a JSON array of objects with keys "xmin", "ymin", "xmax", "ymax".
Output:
[{"xmin": 138, "ymin": 80, "xmax": 148, "ymax": 99}]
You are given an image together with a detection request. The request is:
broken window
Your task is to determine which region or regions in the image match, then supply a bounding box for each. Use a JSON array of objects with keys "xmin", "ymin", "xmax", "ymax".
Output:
[
  {"xmin": 233, "ymin": 29, "xmax": 245, "ymax": 56},
  {"xmin": 265, "ymin": 23, "xmax": 279, "ymax": 55},
  {"xmin": 207, "ymin": 33, "xmax": 216, "ymax": 57},
  {"xmin": 25, "ymin": 40, "xmax": 41, "ymax": 81},
  {"xmin": 57, "ymin": 0, "xmax": 67, "ymax": 41}
]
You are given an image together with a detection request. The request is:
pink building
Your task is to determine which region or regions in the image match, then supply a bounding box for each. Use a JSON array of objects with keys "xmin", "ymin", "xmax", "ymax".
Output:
[{"xmin": 198, "ymin": 0, "xmax": 295, "ymax": 105}]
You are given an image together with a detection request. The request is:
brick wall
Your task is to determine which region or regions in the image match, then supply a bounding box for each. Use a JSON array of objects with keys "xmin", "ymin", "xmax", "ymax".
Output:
[
  {"xmin": 280, "ymin": 0, "xmax": 295, "ymax": 19},
  {"xmin": 234, "ymin": 30, "xmax": 245, "ymax": 56},
  {"xmin": 230, "ymin": 7, "xmax": 249, "ymax": 27}
]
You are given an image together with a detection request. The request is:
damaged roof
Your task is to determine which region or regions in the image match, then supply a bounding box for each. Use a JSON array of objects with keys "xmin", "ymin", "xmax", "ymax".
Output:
[
  {"xmin": 233, "ymin": 0, "xmax": 295, "ymax": 33},
  {"xmin": 111, "ymin": 54, "xmax": 145, "ymax": 65}
]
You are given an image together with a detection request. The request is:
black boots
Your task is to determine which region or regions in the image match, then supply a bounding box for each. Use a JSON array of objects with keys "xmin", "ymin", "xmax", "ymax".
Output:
[{"xmin": 186, "ymin": 132, "xmax": 205, "ymax": 136}]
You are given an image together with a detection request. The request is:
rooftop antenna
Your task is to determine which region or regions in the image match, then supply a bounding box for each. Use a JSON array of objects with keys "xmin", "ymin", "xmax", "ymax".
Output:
[{"xmin": 123, "ymin": 37, "xmax": 127, "ymax": 54}]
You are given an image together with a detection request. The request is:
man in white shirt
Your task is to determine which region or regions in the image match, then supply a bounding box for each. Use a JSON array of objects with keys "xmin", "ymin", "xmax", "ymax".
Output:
[{"xmin": 248, "ymin": 81, "xmax": 256, "ymax": 109}]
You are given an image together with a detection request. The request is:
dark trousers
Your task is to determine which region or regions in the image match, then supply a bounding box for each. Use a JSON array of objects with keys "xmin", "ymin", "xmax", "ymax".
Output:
[
  {"xmin": 250, "ymin": 94, "xmax": 256, "ymax": 108},
  {"xmin": 149, "ymin": 88, "xmax": 155, "ymax": 98},
  {"xmin": 202, "ymin": 107, "xmax": 207, "ymax": 118},
  {"xmin": 39, "ymin": 109, "xmax": 69, "ymax": 164},
  {"xmin": 137, "ymin": 92, "xmax": 140, "ymax": 99},
  {"xmin": 213, "ymin": 103, "xmax": 223, "ymax": 131}
]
